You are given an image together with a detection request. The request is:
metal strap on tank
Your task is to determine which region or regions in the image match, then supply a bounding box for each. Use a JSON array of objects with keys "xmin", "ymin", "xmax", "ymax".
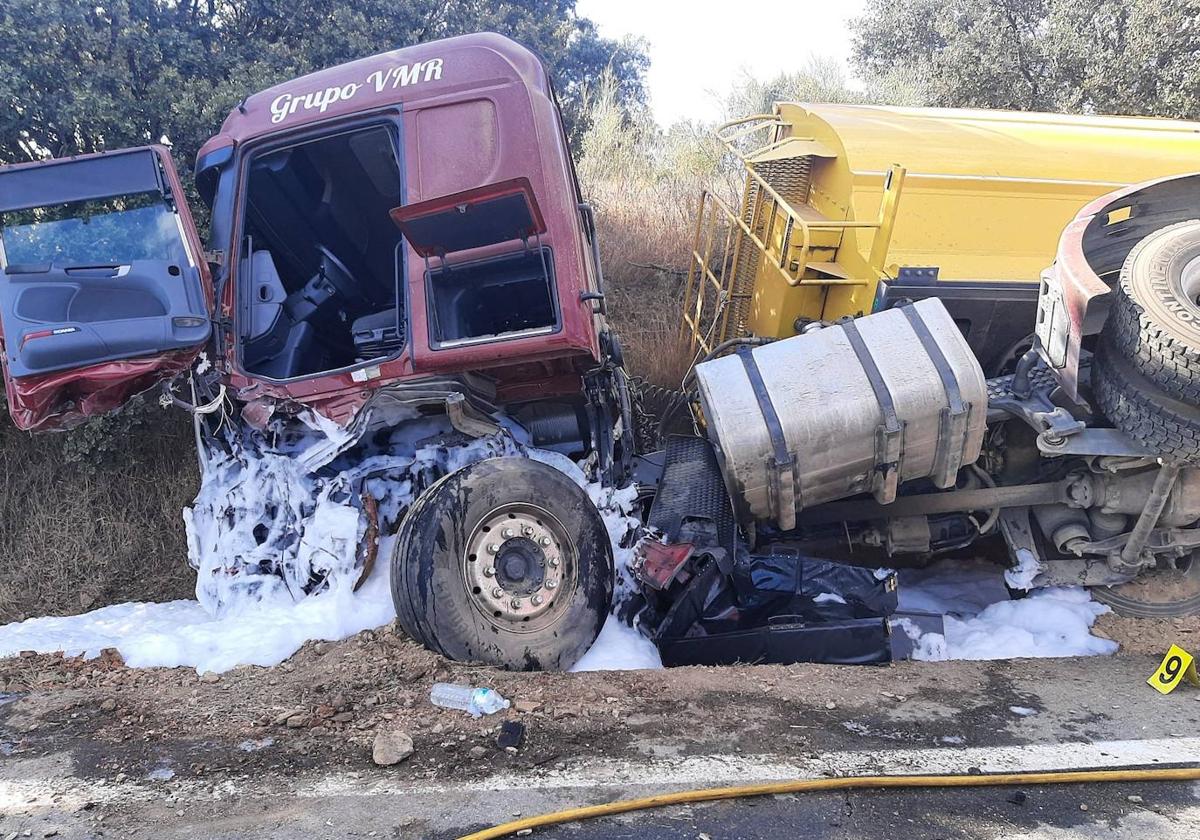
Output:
[
  {"xmin": 839, "ymin": 318, "xmax": 904, "ymax": 503},
  {"xmin": 736, "ymin": 346, "xmax": 799, "ymax": 531},
  {"xmin": 899, "ymin": 303, "xmax": 970, "ymax": 483}
]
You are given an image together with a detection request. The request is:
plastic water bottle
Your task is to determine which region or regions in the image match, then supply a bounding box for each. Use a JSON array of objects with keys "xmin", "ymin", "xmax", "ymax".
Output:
[{"xmin": 430, "ymin": 682, "xmax": 511, "ymax": 717}]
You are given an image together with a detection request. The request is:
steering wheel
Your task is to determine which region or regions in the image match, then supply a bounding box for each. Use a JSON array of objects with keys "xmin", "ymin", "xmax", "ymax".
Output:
[{"xmin": 315, "ymin": 245, "xmax": 369, "ymax": 308}]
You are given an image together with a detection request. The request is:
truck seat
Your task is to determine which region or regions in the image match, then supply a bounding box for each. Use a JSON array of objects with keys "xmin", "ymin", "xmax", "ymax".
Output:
[{"xmin": 351, "ymin": 308, "xmax": 404, "ymax": 360}]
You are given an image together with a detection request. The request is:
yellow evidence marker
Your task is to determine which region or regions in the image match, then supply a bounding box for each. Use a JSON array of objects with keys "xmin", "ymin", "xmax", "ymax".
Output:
[{"xmin": 1148, "ymin": 644, "xmax": 1200, "ymax": 695}]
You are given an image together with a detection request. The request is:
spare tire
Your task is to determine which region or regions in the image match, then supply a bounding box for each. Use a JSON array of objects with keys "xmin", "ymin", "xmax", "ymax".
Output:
[
  {"xmin": 391, "ymin": 457, "xmax": 613, "ymax": 671},
  {"xmin": 1104, "ymin": 219, "xmax": 1200, "ymax": 402},
  {"xmin": 1092, "ymin": 339, "xmax": 1200, "ymax": 464}
]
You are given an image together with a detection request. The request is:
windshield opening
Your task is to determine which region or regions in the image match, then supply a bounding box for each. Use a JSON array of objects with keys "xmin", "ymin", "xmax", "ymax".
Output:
[
  {"xmin": 0, "ymin": 192, "xmax": 189, "ymax": 269},
  {"xmin": 238, "ymin": 123, "xmax": 405, "ymax": 380}
]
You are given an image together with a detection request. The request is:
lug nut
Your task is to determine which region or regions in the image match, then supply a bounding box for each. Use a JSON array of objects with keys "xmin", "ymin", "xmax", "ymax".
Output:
[
  {"xmin": 539, "ymin": 537, "xmax": 552, "ymax": 547},
  {"xmin": 510, "ymin": 597, "xmax": 522, "ymax": 609},
  {"xmin": 545, "ymin": 579, "xmax": 558, "ymax": 590},
  {"xmin": 492, "ymin": 587, "xmax": 503, "ymax": 598},
  {"xmin": 522, "ymin": 525, "xmax": 535, "ymax": 536},
  {"xmin": 487, "ymin": 543, "xmax": 499, "ymax": 554},
  {"xmin": 548, "ymin": 557, "xmax": 559, "ymax": 568},
  {"xmin": 483, "ymin": 566, "xmax": 495, "ymax": 577},
  {"xmin": 531, "ymin": 595, "xmax": 544, "ymax": 606},
  {"xmin": 502, "ymin": 528, "xmax": 514, "ymax": 539}
]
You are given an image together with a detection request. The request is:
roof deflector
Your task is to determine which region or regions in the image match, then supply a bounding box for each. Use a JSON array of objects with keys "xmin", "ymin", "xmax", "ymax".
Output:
[{"xmin": 389, "ymin": 177, "xmax": 547, "ymax": 259}]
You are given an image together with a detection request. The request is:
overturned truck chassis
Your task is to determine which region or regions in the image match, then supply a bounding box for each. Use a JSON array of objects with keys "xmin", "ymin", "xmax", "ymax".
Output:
[{"xmin": 628, "ymin": 303, "xmax": 1200, "ymax": 665}]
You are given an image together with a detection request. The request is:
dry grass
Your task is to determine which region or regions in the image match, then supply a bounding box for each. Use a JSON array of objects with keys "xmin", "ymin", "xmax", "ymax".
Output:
[
  {"xmin": 0, "ymin": 408, "xmax": 198, "ymax": 622},
  {"xmin": 587, "ymin": 165, "xmax": 696, "ymax": 389},
  {"xmin": 577, "ymin": 77, "xmax": 730, "ymax": 388}
]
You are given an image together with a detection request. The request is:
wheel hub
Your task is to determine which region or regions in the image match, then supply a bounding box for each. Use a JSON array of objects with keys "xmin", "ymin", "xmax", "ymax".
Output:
[
  {"xmin": 494, "ymin": 537, "xmax": 546, "ymax": 595},
  {"xmin": 1176, "ymin": 254, "xmax": 1200, "ymax": 312},
  {"xmin": 464, "ymin": 504, "xmax": 572, "ymax": 626}
]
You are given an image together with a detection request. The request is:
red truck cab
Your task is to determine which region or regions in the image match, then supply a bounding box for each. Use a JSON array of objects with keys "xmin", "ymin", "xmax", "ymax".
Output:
[
  {"xmin": 0, "ymin": 33, "xmax": 631, "ymax": 672},
  {"xmin": 0, "ymin": 33, "xmax": 610, "ymax": 434}
]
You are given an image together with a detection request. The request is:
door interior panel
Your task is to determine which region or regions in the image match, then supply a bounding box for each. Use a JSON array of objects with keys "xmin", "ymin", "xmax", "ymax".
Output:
[{"xmin": 1, "ymin": 260, "xmax": 210, "ymax": 378}]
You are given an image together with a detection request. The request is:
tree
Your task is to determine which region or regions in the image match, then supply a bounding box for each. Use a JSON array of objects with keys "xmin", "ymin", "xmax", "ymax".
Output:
[
  {"xmin": 719, "ymin": 56, "xmax": 929, "ymax": 121},
  {"xmin": 850, "ymin": 0, "xmax": 1200, "ymax": 119},
  {"xmin": 0, "ymin": 0, "xmax": 647, "ymax": 172}
]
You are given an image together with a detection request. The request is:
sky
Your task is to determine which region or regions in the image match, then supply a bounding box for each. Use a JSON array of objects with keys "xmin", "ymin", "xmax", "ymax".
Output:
[{"xmin": 576, "ymin": 0, "xmax": 867, "ymax": 126}]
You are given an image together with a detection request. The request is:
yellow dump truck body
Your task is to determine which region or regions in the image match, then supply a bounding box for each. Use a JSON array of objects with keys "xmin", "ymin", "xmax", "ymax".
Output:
[{"xmin": 684, "ymin": 104, "xmax": 1200, "ymax": 359}]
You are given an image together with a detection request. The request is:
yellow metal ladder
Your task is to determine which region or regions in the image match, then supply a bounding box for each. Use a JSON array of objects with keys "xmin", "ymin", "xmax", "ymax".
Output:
[{"xmin": 680, "ymin": 114, "xmax": 905, "ymax": 362}]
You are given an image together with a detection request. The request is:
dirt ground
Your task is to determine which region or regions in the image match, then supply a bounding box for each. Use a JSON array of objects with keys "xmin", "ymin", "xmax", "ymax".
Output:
[
  {"xmin": 1092, "ymin": 612, "xmax": 1200, "ymax": 655},
  {"xmin": 0, "ymin": 612, "xmax": 1195, "ymax": 785},
  {"xmin": 2, "ymin": 615, "xmax": 1200, "ymax": 838}
]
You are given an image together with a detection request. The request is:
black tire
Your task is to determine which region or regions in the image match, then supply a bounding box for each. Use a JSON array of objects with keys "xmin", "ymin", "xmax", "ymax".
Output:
[
  {"xmin": 1092, "ymin": 339, "xmax": 1200, "ymax": 464},
  {"xmin": 390, "ymin": 457, "xmax": 613, "ymax": 670},
  {"xmin": 1093, "ymin": 555, "xmax": 1200, "ymax": 618},
  {"xmin": 1103, "ymin": 220, "xmax": 1200, "ymax": 402}
]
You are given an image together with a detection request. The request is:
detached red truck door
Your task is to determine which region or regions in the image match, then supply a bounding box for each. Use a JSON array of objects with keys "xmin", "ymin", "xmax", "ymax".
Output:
[{"xmin": 0, "ymin": 147, "xmax": 212, "ymax": 431}]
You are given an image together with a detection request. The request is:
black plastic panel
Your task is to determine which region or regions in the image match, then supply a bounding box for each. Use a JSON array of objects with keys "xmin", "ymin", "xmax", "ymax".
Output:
[
  {"xmin": 0, "ymin": 150, "xmax": 162, "ymax": 214},
  {"xmin": 876, "ymin": 279, "xmax": 1040, "ymax": 375}
]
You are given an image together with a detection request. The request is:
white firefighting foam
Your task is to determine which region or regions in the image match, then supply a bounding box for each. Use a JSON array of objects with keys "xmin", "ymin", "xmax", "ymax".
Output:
[
  {"xmin": 896, "ymin": 560, "xmax": 1118, "ymax": 661},
  {"xmin": 0, "ymin": 417, "xmax": 663, "ymax": 673}
]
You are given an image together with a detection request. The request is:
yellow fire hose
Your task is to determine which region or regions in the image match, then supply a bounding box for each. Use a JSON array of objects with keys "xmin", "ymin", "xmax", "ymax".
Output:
[{"xmin": 458, "ymin": 766, "xmax": 1200, "ymax": 840}]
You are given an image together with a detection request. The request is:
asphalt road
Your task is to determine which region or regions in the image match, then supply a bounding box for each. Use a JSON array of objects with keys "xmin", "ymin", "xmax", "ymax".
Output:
[
  {"xmin": 458, "ymin": 782, "xmax": 1200, "ymax": 839},
  {"xmin": 2, "ymin": 654, "xmax": 1199, "ymax": 839}
]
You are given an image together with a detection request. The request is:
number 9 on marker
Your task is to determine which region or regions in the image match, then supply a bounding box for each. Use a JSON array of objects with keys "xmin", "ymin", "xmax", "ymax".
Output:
[{"xmin": 1148, "ymin": 644, "xmax": 1200, "ymax": 695}]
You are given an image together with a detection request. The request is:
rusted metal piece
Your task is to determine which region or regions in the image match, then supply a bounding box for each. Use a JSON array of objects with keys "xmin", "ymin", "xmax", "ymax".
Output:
[
  {"xmin": 1115, "ymin": 463, "xmax": 1183, "ymax": 574},
  {"xmin": 354, "ymin": 492, "xmax": 380, "ymax": 592}
]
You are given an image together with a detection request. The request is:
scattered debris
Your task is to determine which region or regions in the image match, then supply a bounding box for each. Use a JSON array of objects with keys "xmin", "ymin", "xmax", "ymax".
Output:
[
  {"xmin": 371, "ymin": 730, "xmax": 414, "ymax": 766},
  {"xmin": 238, "ymin": 737, "xmax": 275, "ymax": 752},
  {"xmin": 430, "ymin": 682, "xmax": 510, "ymax": 717},
  {"xmin": 497, "ymin": 721, "xmax": 525, "ymax": 750},
  {"xmin": 273, "ymin": 707, "xmax": 308, "ymax": 726},
  {"xmin": 1006, "ymin": 791, "xmax": 1027, "ymax": 805}
]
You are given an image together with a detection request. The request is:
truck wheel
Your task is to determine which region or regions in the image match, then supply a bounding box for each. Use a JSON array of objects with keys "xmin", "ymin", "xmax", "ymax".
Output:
[
  {"xmin": 1093, "ymin": 555, "xmax": 1200, "ymax": 618},
  {"xmin": 1104, "ymin": 220, "xmax": 1200, "ymax": 402},
  {"xmin": 390, "ymin": 457, "xmax": 613, "ymax": 670},
  {"xmin": 1092, "ymin": 340, "xmax": 1200, "ymax": 464}
]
